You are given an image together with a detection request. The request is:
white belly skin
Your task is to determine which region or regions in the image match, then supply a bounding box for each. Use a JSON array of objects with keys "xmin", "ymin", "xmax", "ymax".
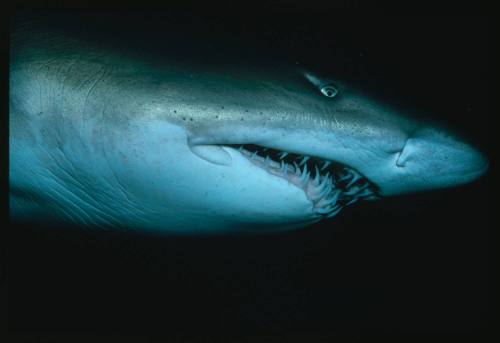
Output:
[{"xmin": 10, "ymin": 112, "xmax": 318, "ymax": 234}]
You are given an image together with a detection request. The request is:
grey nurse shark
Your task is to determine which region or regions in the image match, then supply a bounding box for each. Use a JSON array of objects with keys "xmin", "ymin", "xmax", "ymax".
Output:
[{"xmin": 9, "ymin": 16, "xmax": 489, "ymax": 234}]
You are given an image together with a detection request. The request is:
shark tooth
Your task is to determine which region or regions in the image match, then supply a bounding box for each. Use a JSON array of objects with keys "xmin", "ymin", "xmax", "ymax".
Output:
[
  {"xmin": 299, "ymin": 156, "xmax": 310, "ymax": 166},
  {"xmin": 321, "ymin": 161, "xmax": 331, "ymax": 171},
  {"xmin": 279, "ymin": 152, "xmax": 288, "ymax": 159}
]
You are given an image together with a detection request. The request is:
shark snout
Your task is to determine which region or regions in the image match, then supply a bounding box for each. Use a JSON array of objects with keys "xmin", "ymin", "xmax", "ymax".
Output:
[{"xmin": 384, "ymin": 127, "xmax": 488, "ymax": 195}]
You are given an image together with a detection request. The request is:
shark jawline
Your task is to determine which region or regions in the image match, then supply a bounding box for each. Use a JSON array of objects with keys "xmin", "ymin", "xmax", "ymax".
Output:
[{"xmin": 225, "ymin": 144, "xmax": 380, "ymax": 219}]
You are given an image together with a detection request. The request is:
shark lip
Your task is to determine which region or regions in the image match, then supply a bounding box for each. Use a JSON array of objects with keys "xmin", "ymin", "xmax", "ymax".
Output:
[{"xmin": 225, "ymin": 144, "xmax": 380, "ymax": 219}]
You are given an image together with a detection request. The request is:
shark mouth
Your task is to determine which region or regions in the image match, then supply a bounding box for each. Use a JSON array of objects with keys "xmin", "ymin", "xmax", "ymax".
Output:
[{"xmin": 227, "ymin": 144, "xmax": 379, "ymax": 219}]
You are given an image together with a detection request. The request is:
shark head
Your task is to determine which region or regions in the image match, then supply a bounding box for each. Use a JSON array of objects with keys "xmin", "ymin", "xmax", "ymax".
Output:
[
  {"xmin": 186, "ymin": 68, "xmax": 489, "ymax": 197},
  {"xmin": 112, "ymin": 60, "xmax": 488, "ymax": 233},
  {"xmin": 299, "ymin": 70, "xmax": 490, "ymax": 196},
  {"xmin": 9, "ymin": 19, "xmax": 489, "ymax": 234}
]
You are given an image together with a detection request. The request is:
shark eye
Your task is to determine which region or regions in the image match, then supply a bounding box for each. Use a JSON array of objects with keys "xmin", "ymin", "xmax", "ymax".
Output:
[{"xmin": 320, "ymin": 84, "xmax": 338, "ymax": 98}]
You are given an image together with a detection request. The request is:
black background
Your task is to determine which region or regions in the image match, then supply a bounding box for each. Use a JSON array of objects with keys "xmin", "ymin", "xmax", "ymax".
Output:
[{"xmin": 6, "ymin": 4, "xmax": 496, "ymax": 341}]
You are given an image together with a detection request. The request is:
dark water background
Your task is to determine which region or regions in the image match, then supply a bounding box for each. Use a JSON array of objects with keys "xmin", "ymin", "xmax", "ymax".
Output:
[{"xmin": 7, "ymin": 6, "xmax": 494, "ymax": 339}]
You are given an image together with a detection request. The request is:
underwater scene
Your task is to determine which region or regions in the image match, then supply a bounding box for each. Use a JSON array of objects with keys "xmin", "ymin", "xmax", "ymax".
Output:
[{"xmin": 8, "ymin": 6, "xmax": 493, "ymax": 340}]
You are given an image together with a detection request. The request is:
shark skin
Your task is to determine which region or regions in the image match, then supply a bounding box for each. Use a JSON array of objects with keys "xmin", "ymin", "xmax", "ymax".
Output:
[{"xmin": 9, "ymin": 15, "xmax": 489, "ymax": 234}]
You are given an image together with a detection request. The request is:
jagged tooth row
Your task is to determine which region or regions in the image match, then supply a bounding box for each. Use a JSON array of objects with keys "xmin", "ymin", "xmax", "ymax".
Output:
[{"xmin": 236, "ymin": 144, "xmax": 376, "ymax": 218}]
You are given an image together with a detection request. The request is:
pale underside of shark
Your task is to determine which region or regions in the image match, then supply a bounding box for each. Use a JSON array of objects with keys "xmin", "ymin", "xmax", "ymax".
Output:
[{"xmin": 9, "ymin": 15, "xmax": 489, "ymax": 234}]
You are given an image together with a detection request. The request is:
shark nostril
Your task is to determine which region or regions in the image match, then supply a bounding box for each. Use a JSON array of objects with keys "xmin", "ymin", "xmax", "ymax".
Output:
[
  {"xmin": 395, "ymin": 137, "xmax": 411, "ymax": 168},
  {"xmin": 395, "ymin": 151, "xmax": 405, "ymax": 168}
]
